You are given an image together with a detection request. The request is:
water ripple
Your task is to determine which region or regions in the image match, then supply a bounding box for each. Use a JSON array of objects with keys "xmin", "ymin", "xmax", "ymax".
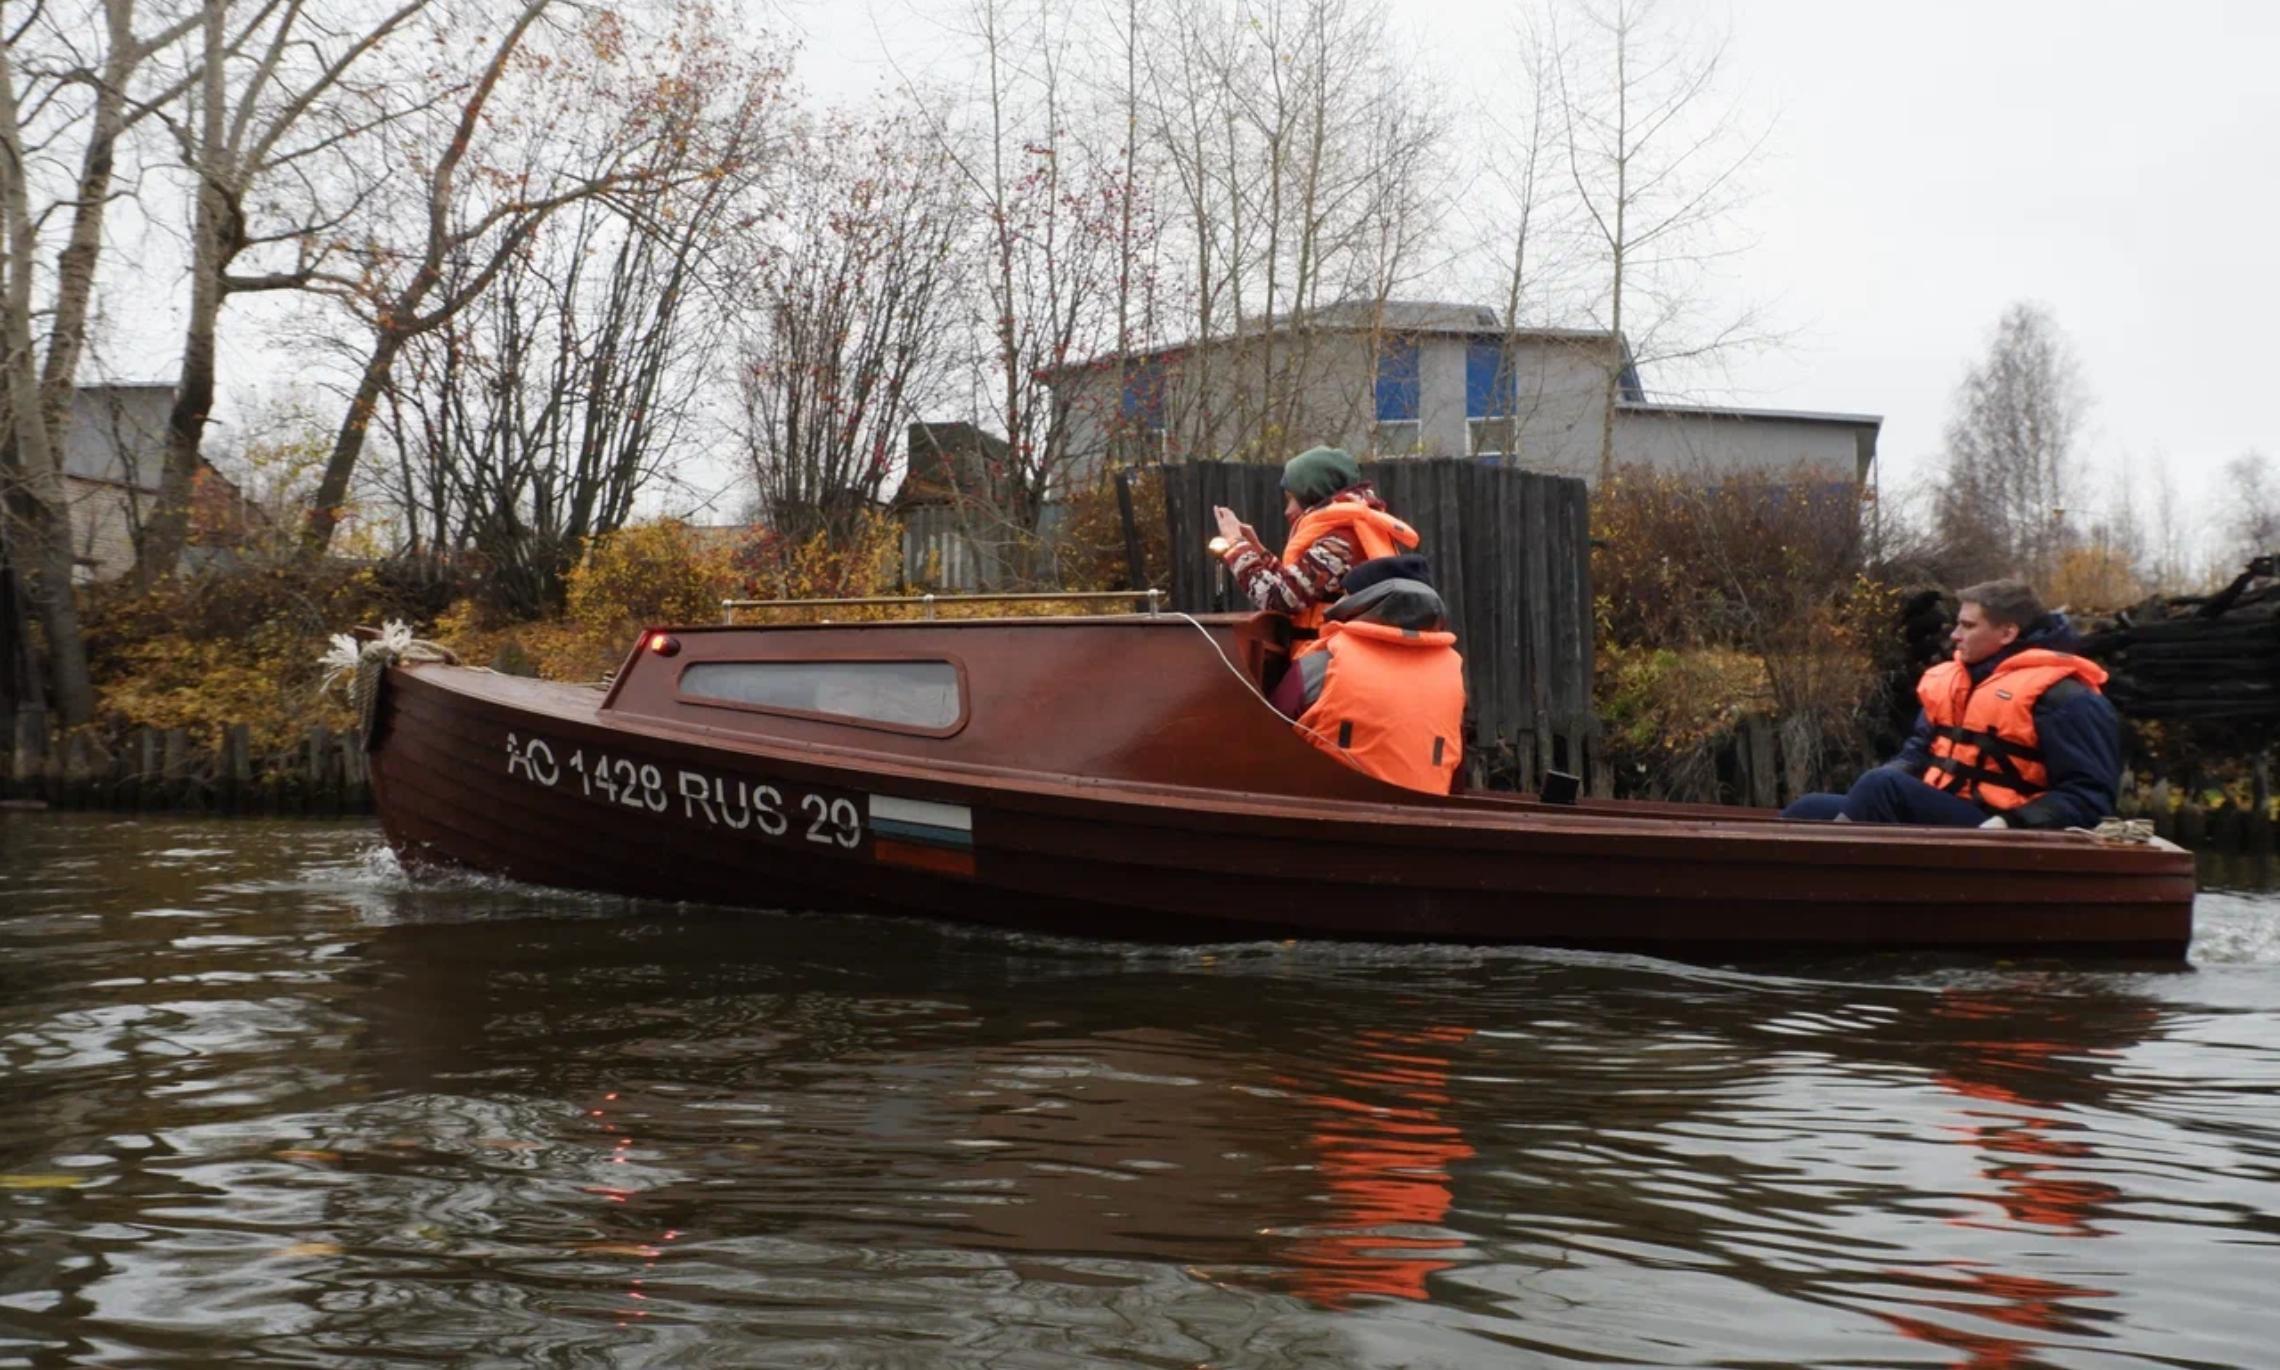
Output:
[{"xmin": 4, "ymin": 813, "xmax": 2280, "ymax": 1367}]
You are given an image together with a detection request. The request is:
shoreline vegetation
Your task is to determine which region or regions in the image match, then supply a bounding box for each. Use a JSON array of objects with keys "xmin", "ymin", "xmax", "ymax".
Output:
[{"xmin": 5, "ymin": 466, "xmax": 2271, "ymax": 851}]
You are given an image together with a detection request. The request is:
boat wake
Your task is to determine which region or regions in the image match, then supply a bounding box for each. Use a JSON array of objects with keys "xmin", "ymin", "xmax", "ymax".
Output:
[
  {"xmin": 248, "ymin": 841, "xmax": 640, "ymax": 926},
  {"xmin": 2187, "ymin": 890, "xmax": 2280, "ymax": 965}
]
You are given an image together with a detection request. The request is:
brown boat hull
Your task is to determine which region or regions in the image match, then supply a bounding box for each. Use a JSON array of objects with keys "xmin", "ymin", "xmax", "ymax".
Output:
[{"xmin": 368, "ymin": 660, "xmax": 2196, "ymax": 958}]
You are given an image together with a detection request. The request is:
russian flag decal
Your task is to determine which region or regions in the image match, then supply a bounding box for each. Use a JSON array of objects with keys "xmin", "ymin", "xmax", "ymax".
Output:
[{"xmin": 868, "ymin": 795, "xmax": 976, "ymax": 876}]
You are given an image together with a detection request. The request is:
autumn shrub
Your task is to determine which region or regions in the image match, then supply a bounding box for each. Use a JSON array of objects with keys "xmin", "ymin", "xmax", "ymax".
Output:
[
  {"xmin": 566, "ymin": 519, "xmax": 742, "ymax": 628},
  {"xmin": 79, "ymin": 550, "xmax": 438, "ymax": 755},
  {"xmin": 2044, "ymin": 542, "xmax": 2145, "ymax": 614},
  {"xmin": 725, "ymin": 509, "xmax": 907, "ymax": 621},
  {"xmin": 1049, "ymin": 465, "xmax": 1170, "ymax": 593},
  {"xmin": 1596, "ymin": 643, "xmax": 1773, "ymax": 799},
  {"xmin": 1591, "ymin": 466, "xmax": 1896, "ymax": 793},
  {"xmin": 427, "ymin": 518, "xmax": 749, "ymax": 680}
]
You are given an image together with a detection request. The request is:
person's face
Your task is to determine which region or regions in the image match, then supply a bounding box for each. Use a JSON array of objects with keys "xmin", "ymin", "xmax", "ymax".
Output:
[
  {"xmin": 1283, "ymin": 492, "xmax": 1304, "ymax": 525},
  {"xmin": 1951, "ymin": 601, "xmax": 2019, "ymax": 665}
]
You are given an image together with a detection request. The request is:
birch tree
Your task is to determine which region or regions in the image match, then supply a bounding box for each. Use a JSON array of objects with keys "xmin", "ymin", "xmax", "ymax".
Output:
[
  {"xmin": 1932, "ymin": 302, "xmax": 2087, "ymax": 584},
  {"xmin": 1547, "ymin": 0, "xmax": 1767, "ymax": 481},
  {"xmin": 1140, "ymin": 0, "xmax": 1443, "ymax": 460},
  {"xmin": 903, "ymin": 0, "xmax": 1145, "ymax": 563},
  {"xmin": 0, "ymin": 0, "xmax": 200, "ymax": 723},
  {"xmin": 2224, "ymin": 450, "xmax": 2279, "ymax": 572}
]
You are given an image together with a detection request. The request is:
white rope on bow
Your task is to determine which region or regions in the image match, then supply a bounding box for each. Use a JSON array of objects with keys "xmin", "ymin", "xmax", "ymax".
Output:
[
  {"xmin": 318, "ymin": 620, "xmax": 458, "ymax": 736},
  {"xmin": 2067, "ymin": 816, "xmax": 2161, "ymax": 845}
]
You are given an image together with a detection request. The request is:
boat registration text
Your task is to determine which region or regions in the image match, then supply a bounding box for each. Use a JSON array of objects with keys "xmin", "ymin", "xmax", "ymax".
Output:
[
  {"xmin": 502, "ymin": 732, "xmax": 977, "ymax": 876},
  {"xmin": 505, "ymin": 731, "xmax": 861, "ymax": 847}
]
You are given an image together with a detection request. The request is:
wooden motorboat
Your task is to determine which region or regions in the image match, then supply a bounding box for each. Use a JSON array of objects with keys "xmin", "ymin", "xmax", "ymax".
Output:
[{"xmin": 364, "ymin": 609, "xmax": 2196, "ymax": 957}]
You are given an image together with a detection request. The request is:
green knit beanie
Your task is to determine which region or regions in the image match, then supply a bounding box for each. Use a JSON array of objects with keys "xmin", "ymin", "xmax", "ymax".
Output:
[{"xmin": 1280, "ymin": 446, "xmax": 1361, "ymax": 507}]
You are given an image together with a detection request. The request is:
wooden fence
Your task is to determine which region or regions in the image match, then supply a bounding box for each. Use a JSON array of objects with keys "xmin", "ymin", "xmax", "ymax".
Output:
[
  {"xmin": 2, "ymin": 709, "xmax": 372, "ymax": 815},
  {"xmin": 1160, "ymin": 459, "xmax": 1599, "ymax": 788}
]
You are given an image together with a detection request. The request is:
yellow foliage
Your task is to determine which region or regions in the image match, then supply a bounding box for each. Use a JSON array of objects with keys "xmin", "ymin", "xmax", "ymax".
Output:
[
  {"xmin": 728, "ymin": 509, "xmax": 905, "ymax": 622},
  {"xmin": 565, "ymin": 518, "xmax": 742, "ymax": 631},
  {"xmin": 84, "ymin": 503, "xmax": 1188, "ymax": 751},
  {"xmin": 1600, "ymin": 644, "xmax": 1773, "ymax": 751},
  {"xmin": 81, "ymin": 555, "xmax": 393, "ymax": 755},
  {"xmin": 428, "ymin": 600, "xmax": 629, "ymax": 684},
  {"xmin": 1049, "ymin": 466, "xmax": 1169, "ymax": 595},
  {"xmin": 2045, "ymin": 543, "xmax": 2143, "ymax": 614}
]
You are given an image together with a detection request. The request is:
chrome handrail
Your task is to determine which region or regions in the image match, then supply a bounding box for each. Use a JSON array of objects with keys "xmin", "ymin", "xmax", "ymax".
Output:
[{"xmin": 720, "ymin": 588, "xmax": 1164, "ymax": 623}]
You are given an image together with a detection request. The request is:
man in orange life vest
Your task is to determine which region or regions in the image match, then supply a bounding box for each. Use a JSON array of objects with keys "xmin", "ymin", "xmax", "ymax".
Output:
[
  {"xmin": 1211, "ymin": 446, "xmax": 1421, "ymax": 655},
  {"xmin": 1783, "ymin": 579, "xmax": 2121, "ymax": 829},
  {"xmin": 1264, "ymin": 555, "xmax": 1466, "ymax": 795}
]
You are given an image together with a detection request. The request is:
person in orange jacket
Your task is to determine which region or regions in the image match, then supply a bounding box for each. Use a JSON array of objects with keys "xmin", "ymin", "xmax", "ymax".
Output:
[
  {"xmin": 1783, "ymin": 579, "xmax": 2121, "ymax": 828},
  {"xmin": 1211, "ymin": 446, "xmax": 1420, "ymax": 656},
  {"xmin": 1266, "ymin": 556, "xmax": 1465, "ymax": 795}
]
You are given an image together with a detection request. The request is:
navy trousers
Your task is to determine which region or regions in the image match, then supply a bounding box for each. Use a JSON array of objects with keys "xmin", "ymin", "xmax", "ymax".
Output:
[{"xmin": 1782, "ymin": 768, "xmax": 1992, "ymax": 827}]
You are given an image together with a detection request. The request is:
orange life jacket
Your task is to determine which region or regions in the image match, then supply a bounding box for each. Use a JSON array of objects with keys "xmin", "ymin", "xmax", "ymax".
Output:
[
  {"xmin": 1295, "ymin": 618, "xmax": 1464, "ymax": 794},
  {"xmin": 1917, "ymin": 647, "xmax": 2108, "ymax": 811},
  {"xmin": 1281, "ymin": 499, "xmax": 1421, "ymax": 650}
]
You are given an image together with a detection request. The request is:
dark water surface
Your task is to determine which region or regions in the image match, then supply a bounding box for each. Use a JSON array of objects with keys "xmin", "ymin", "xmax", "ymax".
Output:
[{"xmin": 4, "ymin": 815, "xmax": 2279, "ymax": 1368}]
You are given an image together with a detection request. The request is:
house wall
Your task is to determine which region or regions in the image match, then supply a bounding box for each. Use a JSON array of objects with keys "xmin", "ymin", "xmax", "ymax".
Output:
[
  {"xmin": 59, "ymin": 386, "xmax": 171, "ymax": 583},
  {"xmin": 1054, "ymin": 331, "xmax": 1389, "ymax": 481},
  {"xmin": 1449, "ymin": 335, "xmax": 1608, "ymax": 476},
  {"xmin": 67, "ymin": 482, "xmax": 143, "ymax": 582},
  {"xmin": 1612, "ymin": 410, "xmax": 1867, "ymax": 483},
  {"xmin": 62, "ymin": 386, "xmax": 169, "ymax": 485},
  {"xmin": 1045, "ymin": 329, "xmax": 1870, "ymax": 488}
]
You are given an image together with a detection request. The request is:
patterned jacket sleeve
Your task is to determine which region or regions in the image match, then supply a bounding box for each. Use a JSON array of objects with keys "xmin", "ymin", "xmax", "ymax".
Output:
[{"xmin": 1220, "ymin": 529, "xmax": 1359, "ymax": 616}]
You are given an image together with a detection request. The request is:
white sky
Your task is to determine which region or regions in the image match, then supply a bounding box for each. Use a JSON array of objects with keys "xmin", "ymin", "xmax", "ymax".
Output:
[{"xmin": 774, "ymin": 0, "xmax": 2280, "ymax": 526}]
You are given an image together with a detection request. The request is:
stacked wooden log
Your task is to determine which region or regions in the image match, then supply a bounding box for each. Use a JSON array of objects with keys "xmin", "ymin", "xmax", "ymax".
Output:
[{"xmin": 2077, "ymin": 561, "xmax": 2280, "ymax": 724}]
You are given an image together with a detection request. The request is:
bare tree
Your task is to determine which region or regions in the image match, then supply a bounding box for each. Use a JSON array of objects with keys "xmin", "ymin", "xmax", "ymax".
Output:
[
  {"xmin": 1468, "ymin": 11, "xmax": 1577, "ymax": 460},
  {"xmin": 1138, "ymin": 0, "xmax": 1445, "ymax": 460},
  {"xmin": 136, "ymin": 0, "xmax": 429, "ymax": 582},
  {"xmin": 737, "ymin": 109, "xmax": 962, "ymax": 541},
  {"xmin": 894, "ymin": 0, "xmax": 1150, "ymax": 569},
  {"xmin": 2223, "ymin": 450, "xmax": 2279, "ymax": 571},
  {"xmin": 1546, "ymin": 0, "xmax": 1768, "ymax": 481},
  {"xmin": 1932, "ymin": 302, "xmax": 2087, "ymax": 584},
  {"xmin": 0, "ymin": 0, "xmax": 200, "ymax": 723},
  {"xmin": 380, "ymin": 169, "xmax": 762, "ymax": 615},
  {"xmin": 298, "ymin": 0, "xmax": 777, "ymax": 555}
]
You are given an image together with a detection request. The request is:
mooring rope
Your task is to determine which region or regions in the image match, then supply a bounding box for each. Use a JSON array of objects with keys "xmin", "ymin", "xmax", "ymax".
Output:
[
  {"xmin": 2069, "ymin": 816, "xmax": 2161, "ymax": 845},
  {"xmin": 318, "ymin": 621, "xmax": 459, "ymax": 738},
  {"xmin": 1168, "ymin": 610, "xmax": 1364, "ymax": 770}
]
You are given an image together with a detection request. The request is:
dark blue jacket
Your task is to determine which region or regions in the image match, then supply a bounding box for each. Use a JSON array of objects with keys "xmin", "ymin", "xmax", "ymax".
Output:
[{"xmin": 1887, "ymin": 613, "xmax": 2122, "ymax": 830}]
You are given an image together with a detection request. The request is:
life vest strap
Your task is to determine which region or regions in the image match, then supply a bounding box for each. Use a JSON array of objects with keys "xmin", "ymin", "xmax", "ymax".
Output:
[
  {"xmin": 1929, "ymin": 723, "xmax": 2043, "ymax": 764},
  {"xmin": 1927, "ymin": 757, "xmax": 2027, "ymax": 796}
]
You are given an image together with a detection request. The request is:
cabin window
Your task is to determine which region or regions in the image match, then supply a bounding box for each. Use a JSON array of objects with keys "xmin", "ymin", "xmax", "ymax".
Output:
[{"xmin": 679, "ymin": 660, "xmax": 962, "ymax": 731}]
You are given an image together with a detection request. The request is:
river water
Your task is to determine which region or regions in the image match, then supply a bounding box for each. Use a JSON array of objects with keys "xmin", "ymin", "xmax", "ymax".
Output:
[{"xmin": 2, "ymin": 815, "xmax": 2278, "ymax": 1368}]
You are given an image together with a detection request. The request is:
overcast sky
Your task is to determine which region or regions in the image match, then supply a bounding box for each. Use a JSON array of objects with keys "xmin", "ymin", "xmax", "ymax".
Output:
[{"xmin": 776, "ymin": 0, "xmax": 2279, "ymax": 524}]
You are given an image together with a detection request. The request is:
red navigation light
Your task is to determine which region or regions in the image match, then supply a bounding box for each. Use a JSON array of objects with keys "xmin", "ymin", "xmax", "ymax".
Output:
[{"xmin": 646, "ymin": 632, "xmax": 680, "ymax": 657}]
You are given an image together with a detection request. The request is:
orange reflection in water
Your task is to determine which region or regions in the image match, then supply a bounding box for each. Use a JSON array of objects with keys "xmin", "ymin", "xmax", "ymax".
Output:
[
  {"xmin": 1877, "ymin": 1265, "xmax": 2116, "ymax": 1370},
  {"xmin": 1279, "ymin": 1025, "xmax": 1475, "ymax": 1308},
  {"xmin": 1879, "ymin": 990, "xmax": 2141, "ymax": 1368},
  {"xmin": 1931, "ymin": 991, "xmax": 2128, "ymax": 1240}
]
